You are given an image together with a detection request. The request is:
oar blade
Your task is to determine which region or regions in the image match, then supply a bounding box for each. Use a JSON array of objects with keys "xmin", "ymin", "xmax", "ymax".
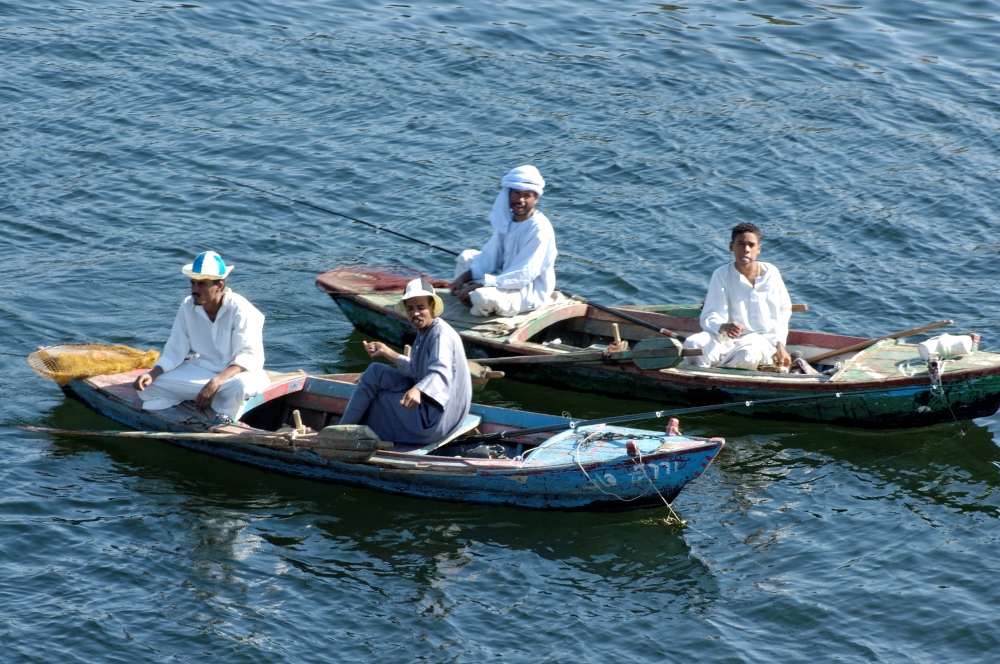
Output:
[{"xmin": 632, "ymin": 337, "xmax": 686, "ymax": 370}]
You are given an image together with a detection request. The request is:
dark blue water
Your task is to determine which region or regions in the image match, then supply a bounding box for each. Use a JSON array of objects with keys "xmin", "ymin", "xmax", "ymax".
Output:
[{"xmin": 4, "ymin": 0, "xmax": 1000, "ymax": 660}]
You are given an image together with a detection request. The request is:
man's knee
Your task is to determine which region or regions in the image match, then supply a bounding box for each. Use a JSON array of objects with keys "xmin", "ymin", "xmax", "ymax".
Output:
[
  {"xmin": 682, "ymin": 332, "xmax": 713, "ymax": 366},
  {"xmin": 361, "ymin": 362, "xmax": 393, "ymax": 384},
  {"xmin": 683, "ymin": 332, "xmax": 710, "ymax": 349},
  {"xmin": 455, "ymin": 250, "xmax": 480, "ymax": 279},
  {"xmin": 470, "ymin": 287, "xmax": 519, "ymax": 317},
  {"xmin": 360, "ymin": 362, "xmax": 412, "ymax": 392},
  {"xmin": 722, "ymin": 349, "xmax": 764, "ymax": 369}
]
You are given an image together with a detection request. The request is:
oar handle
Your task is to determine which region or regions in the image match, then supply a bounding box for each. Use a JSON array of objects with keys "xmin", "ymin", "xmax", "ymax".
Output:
[{"xmin": 570, "ymin": 296, "xmax": 674, "ymax": 337}]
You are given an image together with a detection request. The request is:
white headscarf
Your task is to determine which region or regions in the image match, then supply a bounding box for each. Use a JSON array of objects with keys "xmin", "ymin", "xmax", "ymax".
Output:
[{"xmin": 488, "ymin": 165, "xmax": 545, "ymax": 234}]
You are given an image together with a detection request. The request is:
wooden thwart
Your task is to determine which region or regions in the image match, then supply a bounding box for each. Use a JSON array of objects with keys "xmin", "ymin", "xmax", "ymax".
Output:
[{"xmin": 806, "ymin": 319, "xmax": 953, "ymax": 365}]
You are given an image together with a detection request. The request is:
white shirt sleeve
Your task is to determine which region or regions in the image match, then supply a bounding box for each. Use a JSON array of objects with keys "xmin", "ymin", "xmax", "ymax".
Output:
[
  {"xmin": 229, "ymin": 305, "xmax": 265, "ymax": 372},
  {"xmin": 470, "ymin": 232, "xmax": 503, "ymax": 282},
  {"xmin": 770, "ymin": 269, "xmax": 792, "ymax": 346},
  {"xmin": 395, "ymin": 354, "xmax": 413, "ymax": 377},
  {"xmin": 490, "ymin": 223, "xmax": 553, "ymax": 291},
  {"xmin": 155, "ymin": 304, "xmax": 192, "ymax": 373},
  {"xmin": 699, "ymin": 267, "xmax": 729, "ymax": 336}
]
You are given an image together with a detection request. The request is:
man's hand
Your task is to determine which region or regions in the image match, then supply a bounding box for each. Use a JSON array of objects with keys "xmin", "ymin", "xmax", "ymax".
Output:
[
  {"xmin": 195, "ymin": 376, "xmax": 223, "ymax": 410},
  {"xmin": 450, "ymin": 270, "xmax": 473, "ymax": 297},
  {"xmin": 457, "ymin": 283, "xmax": 481, "ymax": 307},
  {"xmin": 363, "ymin": 340, "xmax": 400, "ymax": 363},
  {"xmin": 133, "ymin": 365, "xmax": 164, "ymax": 391},
  {"xmin": 775, "ymin": 342, "xmax": 792, "ymax": 368},
  {"xmin": 194, "ymin": 365, "xmax": 246, "ymax": 411},
  {"xmin": 719, "ymin": 322, "xmax": 745, "ymax": 339},
  {"xmin": 400, "ymin": 387, "xmax": 422, "ymax": 409}
]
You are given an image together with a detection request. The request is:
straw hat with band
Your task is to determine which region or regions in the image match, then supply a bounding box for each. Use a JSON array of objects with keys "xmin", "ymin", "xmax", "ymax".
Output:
[
  {"xmin": 182, "ymin": 251, "xmax": 234, "ymax": 280},
  {"xmin": 394, "ymin": 278, "xmax": 444, "ymax": 317}
]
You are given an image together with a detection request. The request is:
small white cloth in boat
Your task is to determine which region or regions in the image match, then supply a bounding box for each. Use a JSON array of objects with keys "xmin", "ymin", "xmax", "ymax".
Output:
[{"xmin": 918, "ymin": 334, "xmax": 973, "ymax": 360}]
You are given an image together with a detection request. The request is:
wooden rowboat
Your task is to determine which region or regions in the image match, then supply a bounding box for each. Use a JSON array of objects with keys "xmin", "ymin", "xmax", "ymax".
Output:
[
  {"xmin": 317, "ymin": 265, "xmax": 1000, "ymax": 428},
  {"xmin": 38, "ymin": 368, "xmax": 723, "ymax": 511}
]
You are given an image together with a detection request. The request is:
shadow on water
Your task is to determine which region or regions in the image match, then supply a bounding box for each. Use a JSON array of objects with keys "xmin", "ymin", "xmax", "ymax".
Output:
[{"xmin": 33, "ymin": 398, "xmax": 720, "ymax": 604}]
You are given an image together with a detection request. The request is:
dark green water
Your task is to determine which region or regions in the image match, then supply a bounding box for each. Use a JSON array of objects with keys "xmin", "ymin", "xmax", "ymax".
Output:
[{"xmin": 3, "ymin": 0, "xmax": 1000, "ymax": 661}]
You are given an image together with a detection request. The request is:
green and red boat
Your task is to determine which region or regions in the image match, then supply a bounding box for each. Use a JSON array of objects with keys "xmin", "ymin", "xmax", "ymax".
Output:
[{"xmin": 317, "ymin": 265, "xmax": 1000, "ymax": 428}]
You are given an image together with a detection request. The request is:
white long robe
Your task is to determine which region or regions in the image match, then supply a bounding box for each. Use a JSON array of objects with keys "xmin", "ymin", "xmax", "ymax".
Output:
[
  {"xmin": 138, "ymin": 290, "xmax": 270, "ymax": 419},
  {"xmin": 458, "ymin": 211, "xmax": 557, "ymax": 316},
  {"xmin": 683, "ymin": 262, "xmax": 792, "ymax": 369}
]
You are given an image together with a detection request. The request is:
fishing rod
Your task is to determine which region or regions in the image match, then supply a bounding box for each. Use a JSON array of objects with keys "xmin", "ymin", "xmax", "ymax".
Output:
[
  {"xmin": 198, "ymin": 171, "xmax": 459, "ymax": 256},
  {"xmin": 197, "ymin": 171, "xmax": 678, "ymax": 337},
  {"xmin": 456, "ymin": 388, "xmax": 925, "ymax": 444}
]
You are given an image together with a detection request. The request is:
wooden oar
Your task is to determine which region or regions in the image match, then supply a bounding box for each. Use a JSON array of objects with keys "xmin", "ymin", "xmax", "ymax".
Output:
[
  {"xmin": 806, "ymin": 319, "xmax": 953, "ymax": 365},
  {"xmin": 20, "ymin": 424, "xmax": 393, "ymax": 462},
  {"xmin": 569, "ymin": 295, "xmax": 676, "ymax": 337},
  {"xmin": 20, "ymin": 426, "xmax": 295, "ymax": 447},
  {"xmin": 480, "ymin": 337, "xmax": 701, "ymax": 370}
]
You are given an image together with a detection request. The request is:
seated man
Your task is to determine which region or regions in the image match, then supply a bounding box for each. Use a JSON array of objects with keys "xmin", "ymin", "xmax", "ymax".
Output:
[
  {"xmin": 449, "ymin": 165, "xmax": 558, "ymax": 317},
  {"xmin": 133, "ymin": 251, "xmax": 270, "ymax": 423},
  {"xmin": 683, "ymin": 222, "xmax": 792, "ymax": 370},
  {"xmin": 340, "ymin": 278, "xmax": 472, "ymax": 445}
]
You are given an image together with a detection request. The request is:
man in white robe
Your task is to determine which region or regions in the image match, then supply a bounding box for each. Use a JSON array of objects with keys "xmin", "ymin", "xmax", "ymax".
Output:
[
  {"xmin": 449, "ymin": 165, "xmax": 558, "ymax": 317},
  {"xmin": 683, "ymin": 223, "xmax": 792, "ymax": 370},
  {"xmin": 341, "ymin": 279, "xmax": 472, "ymax": 445},
  {"xmin": 133, "ymin": 251, "xmax": 270, "ymax": 422}
]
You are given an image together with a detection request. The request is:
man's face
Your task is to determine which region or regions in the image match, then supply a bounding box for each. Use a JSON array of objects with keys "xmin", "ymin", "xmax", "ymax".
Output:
[
  {"xmin": 404, "ymin": 296, "xmax": 435, "ymax": 332},
  {"xmin": 509, "ymin": 188, "xmax": 539, "ymax": 221},
  {"xmin": 191, "ymin": 279, "xmax": 225, "ymax": 306},
  {"xmin": 729, "ymin": 232, "xmax": 761, "ymax": 268}
]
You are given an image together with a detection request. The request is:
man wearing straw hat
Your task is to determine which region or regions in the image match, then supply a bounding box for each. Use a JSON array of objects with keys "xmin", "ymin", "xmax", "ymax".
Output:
[
  {"xmin": 449, "ymin": 165, "xmax": 558, "ymax": 317},
  {"xmin": 340, "ymin": 278, "xmax": 472, "ymax": 445},
  {"xmin": 133, "ymin": 251, "xmax": 270, "ymax": 423}
]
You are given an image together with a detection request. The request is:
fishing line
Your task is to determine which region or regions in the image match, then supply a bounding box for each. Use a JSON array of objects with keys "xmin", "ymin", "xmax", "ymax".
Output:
[
  {"xmin": 464, "ymin": 388, "xmax": 933, "ymax": 443},
  {"xmin": 187, "ymin": 169, "xmax": 460, "ymax": 256}
]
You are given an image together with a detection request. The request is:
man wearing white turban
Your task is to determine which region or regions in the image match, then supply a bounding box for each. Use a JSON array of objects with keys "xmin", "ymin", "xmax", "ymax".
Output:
[{"xmin": 449, "ymin": 165, "xmax": 558, "ymax": 317}]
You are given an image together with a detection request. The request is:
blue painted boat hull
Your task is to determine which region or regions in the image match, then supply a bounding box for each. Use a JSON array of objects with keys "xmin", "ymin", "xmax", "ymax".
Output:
[{"xmin": 59, "ymin": 371, "xmax": 723, "ymax": 511}]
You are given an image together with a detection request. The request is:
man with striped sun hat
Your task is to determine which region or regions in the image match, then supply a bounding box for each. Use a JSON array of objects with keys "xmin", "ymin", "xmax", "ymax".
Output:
[{"xmin": 133, "ymin": 251, "xmax": 270, "ymax": 423}]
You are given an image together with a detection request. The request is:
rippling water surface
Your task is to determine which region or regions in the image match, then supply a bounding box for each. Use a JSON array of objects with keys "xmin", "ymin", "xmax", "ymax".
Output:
[{"xmin": 4, "ymin": 0, "xmax": 1000, "ymax": 661}]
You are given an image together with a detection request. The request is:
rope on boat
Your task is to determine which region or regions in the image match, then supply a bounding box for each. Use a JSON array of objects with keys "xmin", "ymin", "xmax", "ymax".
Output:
[
  {"xmin": 570, "ymin": 427, "xmax": 687, "ymax": 525},
  {"xmin": 897, "ymin": 358, "xmax": 964, "ymax": 427}
]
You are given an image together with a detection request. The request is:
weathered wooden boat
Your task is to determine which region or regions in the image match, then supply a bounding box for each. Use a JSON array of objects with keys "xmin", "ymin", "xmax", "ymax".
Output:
[
  {"xmin": 37, "ymin": 368, "xmax": 723, "ymax": 511},
  {"xmin": 317, "ymin": 265, "xmax": 1000, "ymax": 428}
]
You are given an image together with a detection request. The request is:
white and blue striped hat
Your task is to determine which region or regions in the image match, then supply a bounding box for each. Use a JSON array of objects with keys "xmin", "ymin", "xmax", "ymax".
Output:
[{"xmin": 182, "ymin": 251, "xmax": 234, "ymax": 280}]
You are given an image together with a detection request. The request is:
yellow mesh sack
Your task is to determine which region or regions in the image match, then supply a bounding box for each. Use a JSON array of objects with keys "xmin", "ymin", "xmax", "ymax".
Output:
[{"xmin": 28, "ymin": 344, "xmax": 161, "ymax": 386}]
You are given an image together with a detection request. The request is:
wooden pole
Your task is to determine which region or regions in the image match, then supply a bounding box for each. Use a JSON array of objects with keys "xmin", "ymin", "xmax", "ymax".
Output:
[
  {"xmin": 570, "ymin": 296, "xmax": 675, "ymax": 337},
  {"xmin": 806, "ymin": 319, "xmax": 953, "ymax": 365},
  {"xmin": 480, "ymin": 346, "xmax": 701, "ymax": 365}
]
